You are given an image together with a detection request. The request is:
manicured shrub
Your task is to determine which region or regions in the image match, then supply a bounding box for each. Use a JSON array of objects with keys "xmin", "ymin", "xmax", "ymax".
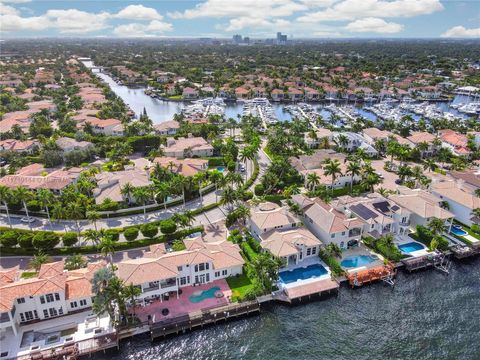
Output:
[
  {"xmin": 18, "ymin": 233, "xmax": 34, "ymax": 248},
  {"xmin": 471, "ymin": 224, "xmax": 480, "ymax": 234},
  {"xmin": 416, "ymin": 225, "xmax": 433, "ymax": 243},
  {"xmin": 32, "ymin": 232, "xmax": 60, "ymax": 251},
  {"xmin": 141, "ymin": 223, "xmax": 158, "ymax": 239},
  {"xmin": 0, "ymin": 231, "xmax": 18, "ymax": 247},
  {"xmin": 159, "ymin": 219, "xmax": 176, "ymax": 235},
  {"xmin": 172, "ymin": 239, "xmax": 186, "ymax": 251},
  {"xmin": 254, "ymin": 184, "xmax": 265, "ymax": 196},
  {"xmin": 124, "ymin": 227, "xmax": 139, "ymax": 242},
  {"xmin": 105, "ymin": 229, "xmax": 120, "ymax": 242},
  {"xmin": 227, "ymin": 160, "xmax": 236, "ymax": 172},
  {"xmin": 240, "ymin": 242, "xmax": 258, "ymax": 262},
  {"xmin": 246, "ymin": 234, "xmax": 262, "ymax": 253},
  {"xmin": 62, "ymin": 232, "xmax": 78, "ymax": 247}
]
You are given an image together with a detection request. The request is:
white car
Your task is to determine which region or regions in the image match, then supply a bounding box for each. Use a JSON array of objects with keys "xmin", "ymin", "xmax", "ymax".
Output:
[{"xmin": 20, "ymin": 217, "xmax": 36, "ymax": 224}]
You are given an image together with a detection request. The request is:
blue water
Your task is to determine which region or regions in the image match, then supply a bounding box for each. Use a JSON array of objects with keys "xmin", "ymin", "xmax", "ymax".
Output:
[
  {"xmin": 451, "ymin": 227, "xmax": 467, "ymax": 236},
  {"xmin": 279, "ymin": 264, "xmax": 328, "ymax": 284},
  {"xmin": 341, "ymin": 255, "xmax": 378, "ymax": 268},
  {"xmin": 189, "ymin": 286, "xmax": 221, "ymax": 303},
  {"xmin": 216, "ymin": 166, "xmax": 225, "ymax": 173},
  {"xmin": 398, "ymin": 242, "xmax": 425, "ymax": 253}
]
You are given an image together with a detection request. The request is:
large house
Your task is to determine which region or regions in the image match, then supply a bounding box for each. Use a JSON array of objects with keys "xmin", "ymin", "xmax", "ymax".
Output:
[
  {"xmin": 0, "ymin": 260, "xmax": 105, "ymax": 337},
  {"xmin": 291, "ymin": 194, "xmax": 364, "ymax": 250},
  {"xmin": 161, "ymin": 136, "xmax": 213, "ymax": 159},
  {"xmin": 116, "ymin": 229, "xmax": 244, "ymax": 303},
  {"xmin": 0, "ymin": 139, "xmax": 40, "ymax": 153},
  {"xmin": 333, "ymin": 132, "xmax": 378, "ymax": 157},
  {"xmin": 153, "ymin": 157, "xmax": 208, "ymax": 177},
  {"xmin": 431, "ymin": 180, "xmax": 480, "ymax": 226},
  {"xmin": 304, "ymin": 128, "xmax": 333, "ymax": 149},
  {"xmin": 82, "ymin": 118, "xmax": 124, "ymax": 136},
  {"xmin": 407, "ymin": 131, "xmax": 437, "ymax": 158},
  {"xmin": 389, "ymin": 187, "xmax": 454, "ymax": 230},
  {"xmin": 153, "ymin": 120, "xmax": 180, "ymax": 136},
  {"xmin": 247, "ymin": 202, "xmax": 302, "ymax": 240},
  {"xmin": 362, "ymin": 128, "xmax": 413, "ymax": 148},
  {"xmin": 56, "ymin": 137, "xmax": 93, "ymax": 153},
  {"xmin": 438, "ymin": 129, "xmax": 471, "ymax": 157}
]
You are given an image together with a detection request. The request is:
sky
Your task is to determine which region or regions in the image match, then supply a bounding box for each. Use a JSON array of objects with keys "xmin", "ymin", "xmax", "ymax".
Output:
[{"xmin": 0, "ymin": 0, "xmax": 478, "ymax": 39}]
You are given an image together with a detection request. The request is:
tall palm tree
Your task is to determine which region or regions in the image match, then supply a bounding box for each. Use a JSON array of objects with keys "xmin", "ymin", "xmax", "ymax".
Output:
[
  {"xmin": 236, "ymin": 204, "xmax": 251, "ymax": 226},
  {"xmin": 208, "ymin": 170, "xmax": 224, "ymax": 203},
  {"xmin": 323, "ymin": 159, "xmax": 342, "ymax": 192},
  {"xmin": 29, "ymin": 251, "xmax": 51, "ymax": 272},
  {"xmin": 193, "ymin": 172, "xmax": 206, "ymax": 203},
  {"xmin": 346, "ymin": 161, "xmax": 361, "ymax": 192},
  {"xmin": 132, "ymin": 187, "xmax": 150, "ymax": 220},
  {"xmin": 423, "ymin": 158, "xmax": 437, "ymax": 172},
  {"xmin": 37, "ymin": 189, "xmax": 54, "ymax": 229},
  {"xmin": 86, "ymin": 210, "xmax": 100, "ymax": 232},
  {"xmin": 411, "ymin": 165, "xmax": 423, "ymax": 187},
  {"xmin": 67, "ymin": 201, "xmax": 84, "ymax": 237},
  {"xmin": 156, "ymin": 183, "xmax": 170, "ymax": 209},
  {"xmin": 428, "ymin": 217, "xmax": 445, "ymax": 236},
  {"xmin": 306, "ymin": 172, "xmax": 320, "ymax": 191},
  {"xmin": 120, "ymin": 182, "xmax": 134, "ymax": 204},
  {"xmin": 220, "ymin": 186, "xmax": 237, "ymax": 210},
  {"xmin": 98, "ymin": 236, "xmax": 116, "ymax": 269},
  {"xmin": 225, "ymin": 172, "xmax": 244, "ymax": 189},
  {"xmin": 172, "ymin": 176, "xmax": 187, "ymax": 207},
  {"xmin": 0, "ymin": 185, "xmax": 12, "ymax": 228},
  {"xmin": 336, "ymin": 134, "xmax": 349, "ymax": 149},
  {"xmin": 14, "ymin": 187, "xmax": 33, "ymax": 229},
  {"xmin": 124, "ymin": 283, "xmax": 141, "ymax": 322}
]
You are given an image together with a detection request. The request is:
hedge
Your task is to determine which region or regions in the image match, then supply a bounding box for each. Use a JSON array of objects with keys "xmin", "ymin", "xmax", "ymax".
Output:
[
  {"xmin": 0, "ymin": 231, "xmax": 18, "ymax": 248},
  {"xmin": 124, "ymin": 227, "xmax": 139, "ymax": 242},
  {"xmin": 159, "ymin": 219, "xmax": 176, "ymax": 235},
  {"xmin": 318, "ymin": 249, "xmax": 344, "ymax": 277},
  {"xmin": 62, "ymin": 232, "xmax": 78, "ymax": 247},
  {"xmin": 141, "ymin": 223, "xmax": 159, "ymax": 239},
  {"xmin": 240, "ymin": 242, "xmax": 258, "ymax": 262}
]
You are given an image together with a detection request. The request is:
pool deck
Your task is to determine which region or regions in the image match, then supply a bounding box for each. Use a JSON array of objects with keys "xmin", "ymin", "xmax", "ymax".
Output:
[
  {"xmin": 279, "ymin": 257, "xmax": 332, "ymax": 290},
  {"xmin": 340, "ymin": 245, "xmax": 385, "ymax": 273},
  {"xmin": 396, "ymin": 236, "xmax": 430, "ymax": 258},
  {"xmin": 131, "ymin": 279, "xmax": 232, "ymax": 323}
]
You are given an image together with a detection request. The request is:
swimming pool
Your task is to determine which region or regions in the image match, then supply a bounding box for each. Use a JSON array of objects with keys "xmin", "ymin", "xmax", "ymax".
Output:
[
  {"xmin": 279, "ymin": 264, "xmax": 328, "ymax": 284},
  {"xmin": 189, "ymin": 286, "xmax": 221, "ymax": 303},
  {"xmin": 398, "ymin": 241, "xmax": 425, "ymax": 253},
  {"xmin": 340, "ymin": 255, "xmax": 378, "ymax": 268},
  {"xmin": 451, "ymin": 227, "xmax": 467, "ymax": 236},
  {"xmin": 216, "ymin": 166, "xmax": 225, "ymax": 173}
]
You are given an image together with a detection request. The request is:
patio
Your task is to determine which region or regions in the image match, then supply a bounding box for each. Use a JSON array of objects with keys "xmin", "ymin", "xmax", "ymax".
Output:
[
  {"xmin": 131, "ymin": 279, "xmax": 232, "ymax": 323},
  {"xmin": 340, "ymin": 244, "xmax": 385, "ymax": 272},
  {"xmin": 396, "ymin": 235, "xmax": 430, "ymax": 257}
]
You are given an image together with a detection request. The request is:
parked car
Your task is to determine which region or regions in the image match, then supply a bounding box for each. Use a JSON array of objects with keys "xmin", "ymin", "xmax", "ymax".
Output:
[{"xmin": 20, "ymin": 217, "xmax": 36, "ymax": 224}]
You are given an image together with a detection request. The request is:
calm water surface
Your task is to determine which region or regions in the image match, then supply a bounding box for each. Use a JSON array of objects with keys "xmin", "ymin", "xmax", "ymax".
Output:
[{"xmin": 95, "ymin": 258, "xmax": 480, "ymax": 360}]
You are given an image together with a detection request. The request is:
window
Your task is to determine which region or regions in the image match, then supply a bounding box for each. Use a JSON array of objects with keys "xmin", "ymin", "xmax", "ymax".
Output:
[
  {"xmin": 196, "ymin": 263, "xmax": 205, "ymax": 272},
  {"xmin": 312, "ymin": 247, "xmax": 317, "ymax": 255},
  {"xmin": 40, "ymin": 296, "xmax": 45, "ymax": 304},
  {"xmin": 55, "ymin": 293, "xmax": 60, "ymax": 301},
  {"xmin": 177, "ymin": 266, "xmax": 183, "ymax": 271},
  {"xmin": 24, "ymin": 311, "xmax": 34, "ymax": 321},
  {"xmin": 43, "ymin": 309, "xmax": 49, "ymax": 318},
  {"xmin": 180, "ymin": 277, "xmax": 188, "ymax": 286},
  {"xmin": 59, "ymin": 308, "xmax": 63, "ymax": 315},
  {"xmin": 80, "ymin": 299, "xmax": 87, "ymax": 306},
  {"xmin": 33, "ymin": 310, "xmax": 38, "ymax": 319},
  {"xmin": 222, "ymin": 270, "xmax": 227, "ymax": 276},
  {"xmin": 342, "ymin": 231, "xmax": 345, "ymax": 235},
  {"xmin": 20, "ymin": 313, "xmax": 25, "ymax": 322},
  {"xmin": 17, "ymin": 298, "xmax": 25, "ymax": 304},
  {"xmin": 70, "ymin": 301, "xmax": 78, "ymax": 309},
  {"xmin": 48, "ymin": 308, "xmax": 58, "ymax": 317},
  {"xmin": 215, "ymin": 271, "xmax": 220, "ymax": 278},
  {"xmin": 46, "ymin": 294, "xmax": 55, "ymax": 303},
  {"xmin": 307, "ymin": 248, "xmax": 311, "ymax": 256},
  {"xmin": 331, "ymin": 234, "xmax": 335, "ymax": 238}
]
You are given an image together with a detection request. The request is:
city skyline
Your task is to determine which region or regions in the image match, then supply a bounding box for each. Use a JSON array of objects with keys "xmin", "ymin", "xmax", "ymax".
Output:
[{"xmin": 0, "ymin": 0, "xmax": 478, "ymax": 39}]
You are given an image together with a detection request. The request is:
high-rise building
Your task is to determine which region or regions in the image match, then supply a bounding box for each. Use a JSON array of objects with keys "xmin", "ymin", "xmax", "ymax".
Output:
[
  {"xmin": 233, "ymin": 34, "xmax": 243, "ymax": 44},
  {"xmin": 276, "ymin": 32, "xmax": 287, "ymax": 44}
]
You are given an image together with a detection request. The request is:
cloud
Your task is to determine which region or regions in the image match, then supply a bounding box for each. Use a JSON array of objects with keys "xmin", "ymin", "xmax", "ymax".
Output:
[
  {"xmin": 1, "ymin": 0, "xmax": 31, "ymax": 3},
  {"xmin": 0, "ymin": 14, "xmax": 50, "ymax": 32},
  {"xmin": 0, "ymin": 3, "xmax": 19, "ymax": 15},
  {"xmin": 298, "ymin": 0, "xmax": 444, "ymax": 22},
  {"xmin": 113, "ymin": 20, "xmax": 173, "ymax": 37},
  {"xmin": 169, "ymin": 0, "xmax": 307, "ymax": 19},
  {"xmin": 441, "ymin": 26, "xmax": 480, "ymax": 38},
  {"xmin": 45, "ymin": 9, "xmax": 110, "ymax": 33},
  {"xmin": 223, "ymin": 17, "xmax": 290, "ymax": 32},
  {"xmin": 346, "ymin": 17, "xmax": 403, "ymax": 33},
  {"xmin": 115, "ymin": 5, "xmax": 163, "ymax": 21}
]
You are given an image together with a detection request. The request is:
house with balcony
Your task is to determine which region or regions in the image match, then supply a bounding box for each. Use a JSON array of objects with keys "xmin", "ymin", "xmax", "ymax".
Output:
[
  {"xmin": 82, "ymin": 118, "xmax": 124, "ymax": 136},
  {"xmin": 247, "ymin": 202, "xmax": 302, "ymax": 240},
  {"xmin": 304, "ymin": 87, "xmax": 320, "ymax": 101},
  {"xmin": 304, "ymin": 128, "xmax": 333, "ymax": 149},
  {"xmin": 161, "ymin": 136, "xmax": 213, "ymax": 159},
  {"xmin": 271, "ymin": 89, "xmax": 284, "ymax": 102},
  {"xmin": 406, "ymin": 131, "xmax": 437, "ymax": 158},
  {"xmin": 291, "ymin": 194, "xmax": 365, "ymax": 250},
  {"xmin": 287, "ymin": 88, "xmax": 303, "ymax": 102},
  {"xmin": 152, "ymin": 157, "xmax": 208, "ymax": 177},
  {"xmin": 182, "ymin": 87, "xmax": 199, "ymax": 100},
  {"xmin": 153, "ymin": 120, "xmax": 180, "ymax": 136},
  {"xmin": 333, "ymin": 132, "xmax": 378, "ymax": 157},
  {"xmin": 389, "ymin": 187, "xmax": 455, "ymax": 230}
]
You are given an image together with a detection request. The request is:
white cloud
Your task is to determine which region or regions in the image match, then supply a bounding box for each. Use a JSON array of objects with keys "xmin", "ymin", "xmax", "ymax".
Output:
[
  {"xmin": 169, "ymin": 0, "xmax": 307, "ymax": 19},
  {"xmin": 115, "ymin": 5, "xmax": 163, "ymax": 21},
  {"xmin": 113, "ymin": 20, "xmax": 173, "ymax": 37},
  {"xmin": 298, "ymin": 0, "xmax": 444, "ymax": 22},
  {"xmin": 441, "ymin": 26, "xmax": 480, "ymax": 38},
  {"xmin": 0, "ymin": 3, "xmax": 19, "ymax": 15},
  {"xmin": 346, "ymin": 17, "xmax": 403, "ymax": 33},
  {"xmin": 223, "ymin": 17, "xmax": 290, "ymax": 32},
  {"xmin": 0, "ymin": 14, "xmax": 50, "ymax": 32},
  {"xmin": 45, "ymin": 9, "xmax": 110, "ymax": 33}
]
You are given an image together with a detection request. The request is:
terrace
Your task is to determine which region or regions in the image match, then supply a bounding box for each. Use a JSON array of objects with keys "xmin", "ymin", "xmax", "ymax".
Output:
[{"xmin": 131, "ymin": 279, "xmax": 232, "ymax": 324}]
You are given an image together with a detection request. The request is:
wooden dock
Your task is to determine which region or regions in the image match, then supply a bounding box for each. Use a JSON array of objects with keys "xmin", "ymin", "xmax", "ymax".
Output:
[
  {"xmin": 401, "ymin": 252, "xmax": 450, "ymax": 273},
  {"xmin": 450, "ymin": 245, "xmax": 480, "ymax": 259},
  {"xmin": 150, "ymin": 301, "xmax": 260, "ymax": 340},
  {"xmin": 345, "ymin": 263, "xmax": 396, "ymax": 287},
  {"xmin": 275, "ymin": 278, "xmax": 339, "ymax": 304}
]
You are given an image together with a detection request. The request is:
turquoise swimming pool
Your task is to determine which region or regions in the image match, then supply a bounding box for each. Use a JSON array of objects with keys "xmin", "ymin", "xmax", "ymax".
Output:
[
  {"xmin": 341, "ymin": 255, "xmax": 378, "ymax": 268},
  {"xmin": 451, "ymin": 226, "xmax": 467, "ymax": 236},
  {"xmin": 189, "ymin": 286, "xmax": 221, "ymax": 303},
  {"xmin": 216, "ymin": 166, "xmax": 225, "ymax": 173},
  {"xmin": 279, "ymin": 264, "xmax": 328, "ymax": 284},
  {"xmin": 398, "ymin": 241, "xmax": 425, "ymax": 253}
]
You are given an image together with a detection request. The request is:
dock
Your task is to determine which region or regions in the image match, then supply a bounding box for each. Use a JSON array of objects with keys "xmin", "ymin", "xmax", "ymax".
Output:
[
  {"xmin": 450, "ymin": 244, "xmax": 480, "ymax": 259},
  {"xmin": 272, "ymin": 278, "xmax": 339, "ymax": 304},
  {"xmin": 345, "ymin": 263, "xmax": 396, "ymax": 287},
  {"xmin": 401, "ymin": 252, "xmax": 450, "ymax": 274},
  {"xmin": 150, "ymin": 301, "xmax": 260, "ymax": 340}
]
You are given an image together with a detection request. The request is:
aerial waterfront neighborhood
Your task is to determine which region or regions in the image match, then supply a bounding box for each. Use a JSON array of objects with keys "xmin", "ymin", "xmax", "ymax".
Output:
[{"xmin": 0, "ymin": 2, "xmax": 480, "ymax": 358}]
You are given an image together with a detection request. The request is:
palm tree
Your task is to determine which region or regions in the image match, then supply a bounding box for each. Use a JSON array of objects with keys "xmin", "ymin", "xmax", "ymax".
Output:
[
  {"xmin": 323, "ymin": 159, "xmax": 342, "ymax": 192},
  {"xmin": 471, "ymin": 208, "xmax": 480, "ymax": 222},
  {"xmin": 346, "ymin": 161, "xmax": 361, "ymax": 192},
  {"xmin": 336, "ymin": 134, "xmax": 349, "ymax": 149},
  {"xmin": 236, "ymin": 204, "xmax": 251, "ymax": 225},
  {"xmin": 64, "ymin": 254, "xmax": 87, "ymax": 270},
  {"xmin": 156, "ymin": 183, "xmax": 170, "ymax": 209},
  {"xmin": 120, "ymin": 182, "xmax": 134, "ymax": 204},
  {"xmin": 225, "ymin": 172, "xmax": 244, "ymax": 188},
  {"xmin": 86, "ymin": 210, "xmax": 100, "ymax": 231},
  {"xmin": 428, "ymin": 217, "xmax": 445, "ymax": 236},
  {"xmin": 0, "ymin": 185, "xmax": 12, "ymax": 228},
  {"xmin": 183, "ymin": 210, "xmax": 195, "ymax": 227},
  {"xmin": 98, "ymin": 236, "xmax": 116, "ymax": 269},
  {"xmin": 306, "ymin": 172, "xmax": 320, "ymax": 191},
  {"xmin": 14, "ymin": 187, "xmax": 34, "ymax": 229},
  {"xmin": 220, "ymin": 186, "xmax": 237, "ymax": 210},
  {"xmin": 29, "ymin": 251, "xmax": 51, "ymax": 272},
  {"xmin": 193, "ymin": 172, "xmax": 206, "ymax": 203},
  {"xmin": 423, "ymin": 158, "xmax": 437, "ymax": 172},
  {"xmin": 67, "ymin": 201, "xmax": 85, "ymax": 237},
  {"xmin": 37, "ymin": 189, "xmax": 54, "ymax": 229},
  {"xmin": 411, "ymin": 165, "xmax": 424, "ymax": 187},
  {"xmin": 475, "ymin": 189, "xmax": 480, "ymax": 198},
  {"xmin": 124, "ymin": 283, "xmax": 141, "ymax": 322},
  {"xmin": 208, "ymin": 170, "xmax": 224, "ymax": 202},
  {"xmin": 133, "ymin": 187, "xmax": 150, "ymax": 220},
  {"xmin": 172, "ymin": 176, "xmax": 187, "ymax": 207}
]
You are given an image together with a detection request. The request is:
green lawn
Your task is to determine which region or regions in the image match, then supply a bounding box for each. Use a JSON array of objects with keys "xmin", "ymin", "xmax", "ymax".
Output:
[
  {"xmin": 21, "ymin": 272, "xmax": 37, "ymax": 279},
  {"xmin": 226, "ymin": 274, "xmax": 254, "ymax": 302}
]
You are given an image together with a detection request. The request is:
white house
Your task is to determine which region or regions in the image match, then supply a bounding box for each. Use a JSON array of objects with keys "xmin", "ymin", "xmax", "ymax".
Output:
[
  {"xmin": 247, "ymin": 202, "xmax": 302, "ymax": 240},
  {"xmin": 153, "ymin": 120, "xmax": 180, "ymax": 136},
  {"xmin": 161, "ymin": 136, "xmax": 213, "ymax": 159},
  {"xmin": 83, "ymin": 118, "xmax": 124, "ymax": 136},
  {"xmin": 333, "ymin": 132, "xmax": 378, "ymax": 157}
]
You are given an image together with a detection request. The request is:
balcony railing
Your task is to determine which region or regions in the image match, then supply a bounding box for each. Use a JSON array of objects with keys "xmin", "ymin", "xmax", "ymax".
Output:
[
  {"xmin": 142, "ymin": 285, "xmax": 159, "ymax": 293},
  {"xmin": 160, "ymin": 279, "xmax": 177, "ymax": 289}
]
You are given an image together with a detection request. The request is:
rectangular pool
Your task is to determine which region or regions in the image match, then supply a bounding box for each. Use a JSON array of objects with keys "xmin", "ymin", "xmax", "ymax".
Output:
[
  {"xmin": 398, "ymin": 241, "xmax": 425, "ymax": 253},
  {"xmin": 279, "ymin": 264, "xmax": 328, "ymax": 284}
]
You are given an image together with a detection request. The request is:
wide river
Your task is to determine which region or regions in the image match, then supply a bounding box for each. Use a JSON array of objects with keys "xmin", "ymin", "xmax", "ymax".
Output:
[
  {"xmin": 82, "ymin": 60, "xmax": 472, "ymax": 125},
  {"xmin": 84, "ymin": 61, "xmax": 480, "ymax": 359},
  {"xmin": 93, "ymin": 258, "xmax": 480, "ymax": 360}
]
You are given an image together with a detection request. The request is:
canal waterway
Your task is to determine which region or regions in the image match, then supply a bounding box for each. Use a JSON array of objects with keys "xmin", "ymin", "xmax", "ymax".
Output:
[
  {"xmin": 83, "ymin": 61, "xmax": 474, "ymax": 125},
  {"xmin": 94, "ymin": 258, "xmax": 480, "ymax": 360}
]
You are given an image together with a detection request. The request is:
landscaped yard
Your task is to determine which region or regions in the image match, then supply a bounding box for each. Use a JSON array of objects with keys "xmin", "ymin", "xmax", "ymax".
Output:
[{"xmin": 226, "ymin": 274, "xmax": 254, "ymax": 302}]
